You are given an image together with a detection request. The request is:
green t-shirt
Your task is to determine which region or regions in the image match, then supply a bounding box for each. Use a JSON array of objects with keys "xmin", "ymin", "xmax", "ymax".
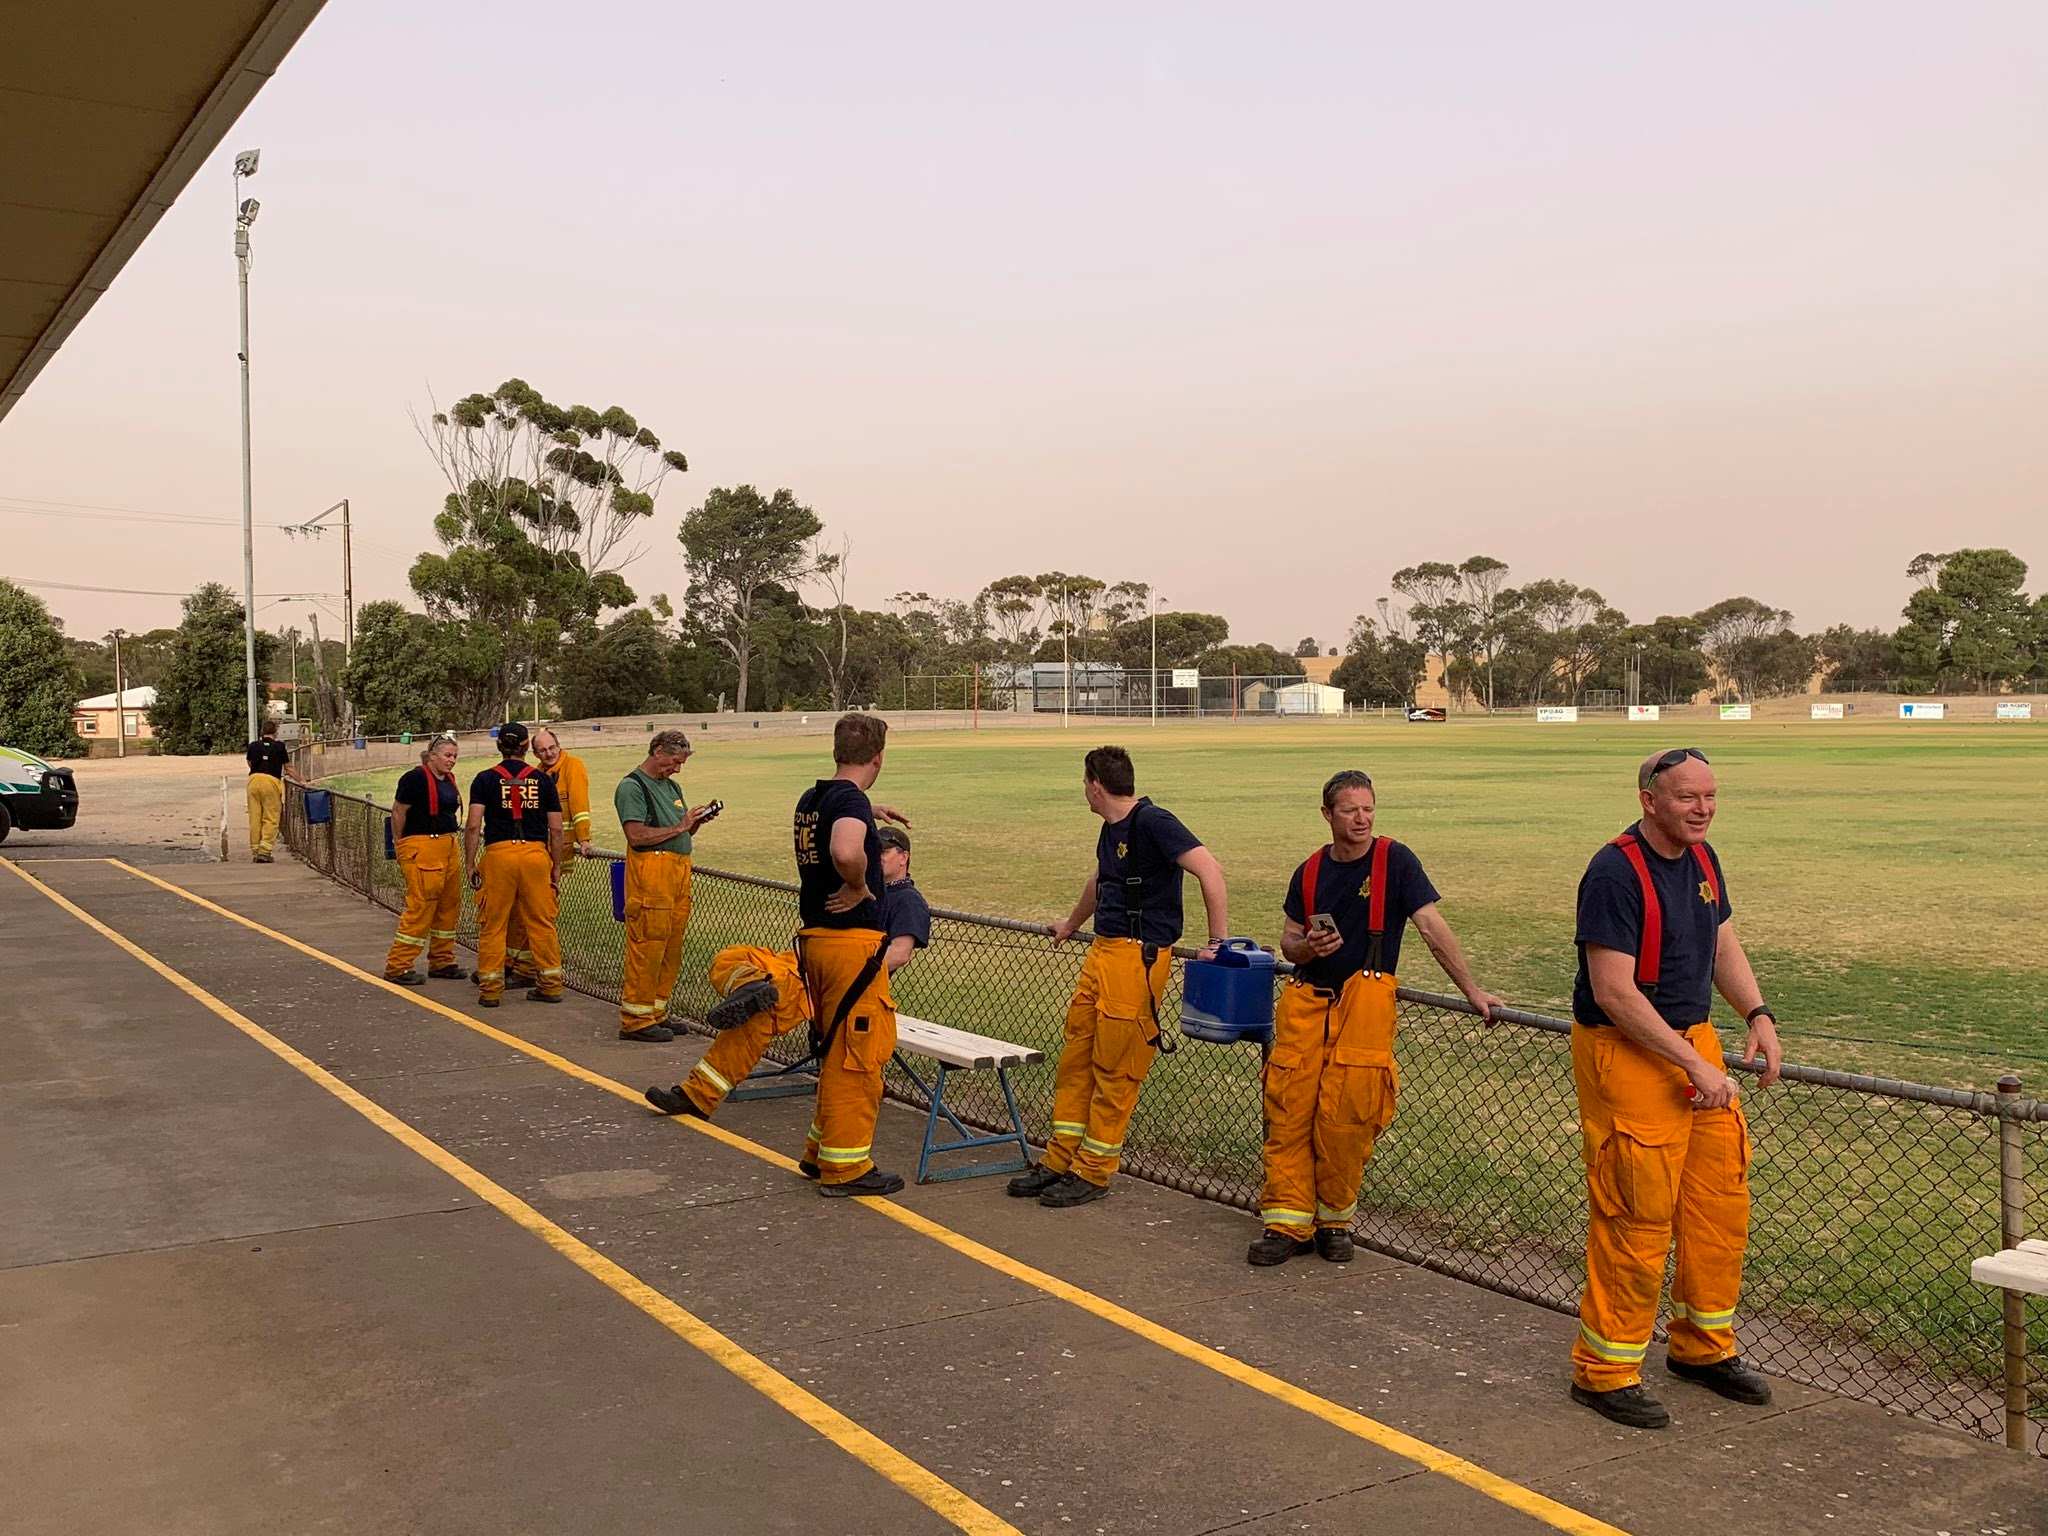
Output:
[{"xmin": 615, "ymin": 769, "xmax": 691, "ymax": 855}]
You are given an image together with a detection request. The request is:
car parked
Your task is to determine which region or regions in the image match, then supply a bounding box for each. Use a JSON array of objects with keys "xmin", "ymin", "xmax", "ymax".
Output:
[{"xmin": 0, "ymin": 746, "xmax": 80, "ymax": 844}]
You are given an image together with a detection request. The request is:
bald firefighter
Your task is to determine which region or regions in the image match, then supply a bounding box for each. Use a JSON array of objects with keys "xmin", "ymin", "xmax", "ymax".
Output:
[
  {"xmin": 1569, "ymin": 747, "xmax": 1783, "ymax": 1429},
  {"xmin": 463, "ymin": 722, "xmax": 566, "ymax": 1007},
  {"xmin": 614, "ymin": 730, "xmax": 717, "ymax": 1043},
  {"xmin": 646, "ymin": 824, "xmax": 932, "ymax": 1182},
  {"xmin": 382, "ymin": 736, "xmax": 468, "ymax": 985},
  {"xmin": 1256, "ymin": 769, "xmax": 1501, "ymax": 1265},
  {"xmin": 496, "ymin": 727, "xmax": 594, "ymax": 988},
  {"xmin": 1008, "ymin": 746, "xmax": 1228, "ymax": 1209}
]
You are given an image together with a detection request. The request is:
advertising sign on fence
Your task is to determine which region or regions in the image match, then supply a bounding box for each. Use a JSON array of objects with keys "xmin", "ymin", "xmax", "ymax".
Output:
[
  {"xmin": 1811, "ymin": 702, "xmax": 1845, "ymax": 720},
  {"xmin": 1719, "ymin": 703, "xmax": 1753, "ymax": 721},
  {"xmin": 1170, "ymin": 668, "xmax": 1200, "ymax": 690},
  {"xmin": 1900, "ymin": 701, "xmax": 1946, "ymax": 720},
  {"xmin": 1536, "ymin": 706, "xmax": 1578, "ymax": 723},
  {"xmin": 1627, "ymin": 704, "xmax": 1660, "ymax": 722},
  {"xmin": 1997, "ymin": 701, "xmax": 2034, "ymax": 720}
]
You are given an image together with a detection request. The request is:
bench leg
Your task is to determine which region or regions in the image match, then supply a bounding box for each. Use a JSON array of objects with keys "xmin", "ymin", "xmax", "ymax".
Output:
[{"xmin": 901, "ymin": 1058, "xmax": 1035, "ymax": 1185}]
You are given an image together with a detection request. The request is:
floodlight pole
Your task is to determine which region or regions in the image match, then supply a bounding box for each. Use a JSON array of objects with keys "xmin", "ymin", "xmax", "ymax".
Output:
[
  {"xmin": 234, "ymin": 152, "xmax": 261, "ymax": 741},
  {"xmin": 1150, "ymin": 592, "xmax": 1159, "ymax": 727},
  {"xmin": 1061, "ymin": 583, "xmax": 1070, "ymax": 727}
]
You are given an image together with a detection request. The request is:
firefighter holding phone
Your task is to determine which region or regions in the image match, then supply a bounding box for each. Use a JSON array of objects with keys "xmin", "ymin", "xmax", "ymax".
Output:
[
  {"xmin": 614, "ymin": 729, "xmax": 718, "ymax": 1042},
  {"xmin": 1255, "ymin": 769, "xmax": 1500, "ymax": 1266}
]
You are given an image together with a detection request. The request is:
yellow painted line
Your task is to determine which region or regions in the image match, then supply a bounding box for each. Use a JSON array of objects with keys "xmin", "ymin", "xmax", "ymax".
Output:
[
  {"xmin": 5, "ymin": 860, "xmax": 1018, "ymax": 1536},
  {"xmin": 104, "ymin": 858, "xmax": 1630, "ymax": 1536}
]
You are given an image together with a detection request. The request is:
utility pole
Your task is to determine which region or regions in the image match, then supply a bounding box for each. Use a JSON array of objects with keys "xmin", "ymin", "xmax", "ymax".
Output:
[
  {"xmin": 109, "ymin": 628, "xmax": 127, "ymax": 759},
  {"xmin": 1150, "ymin": 591, "xmax": 1159, "ymax": 727},
  {"xmin": 289, "ymin": 630, "xmax": 299, "ymax": 720},
  {"xmin": 280, "ymin": 499, "xmax": 353, "ymax": 731}
]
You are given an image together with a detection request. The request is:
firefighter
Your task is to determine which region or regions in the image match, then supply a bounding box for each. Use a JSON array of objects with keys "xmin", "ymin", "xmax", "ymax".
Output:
[
  {"xmin": 382, "ymin": 736, "xmax": 468, "ymax": 985},
  {"xmin": 646, "ymin": 825, "xmax": 931, "ymax": 1178},
  {"xmin": 496, "ymin": 727, "xmax": 593, "ymax": 987},
  {"xmin": 463, "ymin": 722, "xmax": 566, "ymax": 1008},
  {"xmin": 243, "ymin": 718, "xmax": 296, "ymax": 863},
  {"xmin": 1254, "ymin": 769, "xmax": 1502, "ymax": 1265},
  {"xmin": 1568, "ymin": 747, "xmax": 1783, "ymax": 1429},
  {"xmin": 615, "ymin": 730, "xmax": 716, "ymax": 1043},
  {"xmin": 1008, "ymin": 746, "xmax": 1228, "ymax": 1209}
]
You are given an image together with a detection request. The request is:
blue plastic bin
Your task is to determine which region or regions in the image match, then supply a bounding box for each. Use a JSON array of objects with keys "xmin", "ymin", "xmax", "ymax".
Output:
[
  {"xmin": 303, "ymin": 789, "xmax": 332, "ymax": 825},
  {"xmin": 610, "ymin": 859, "xmax": 627, "ymax": 921},
  {"xmin": 1180, "ymin": 938, "xmax": 1277, "ymax": 1044}
]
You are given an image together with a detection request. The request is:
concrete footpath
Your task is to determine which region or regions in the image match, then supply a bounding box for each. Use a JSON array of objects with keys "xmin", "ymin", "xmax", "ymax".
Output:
[{"xmin": 4, "ymin": 853, "xmax": 2044, "ymax": 1536}]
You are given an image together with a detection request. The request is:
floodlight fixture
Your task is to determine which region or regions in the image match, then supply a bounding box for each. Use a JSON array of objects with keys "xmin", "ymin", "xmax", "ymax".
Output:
[{"xmin": 234, "ymin": 148, "xmax": 261, "ymax": 178}]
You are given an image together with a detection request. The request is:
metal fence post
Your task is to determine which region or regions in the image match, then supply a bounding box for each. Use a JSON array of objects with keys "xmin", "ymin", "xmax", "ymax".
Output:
[{"xmin": 1997, "ymin": 1074, "xmax": 2031, "ymax": 1451}]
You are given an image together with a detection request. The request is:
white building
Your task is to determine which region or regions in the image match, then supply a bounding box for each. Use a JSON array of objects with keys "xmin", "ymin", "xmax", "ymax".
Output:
[
  {"xmin": 73, "ymin": 686, "xmax": 156, "ymax": 744},
  {"xmin": 1274, "ymin": 682, "xmax": 1345, "ymax": 716}
]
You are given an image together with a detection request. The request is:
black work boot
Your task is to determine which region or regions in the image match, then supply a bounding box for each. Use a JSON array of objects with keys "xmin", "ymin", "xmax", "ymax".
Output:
[
  {"xmin": 1006, "ymin": 1164, "xmax": 1063, "ymax": 1199},
  {"xmin": 1570, "ymin": 1383, "xmax": 1671, "ymax": 1430},
  {"xmin": 798, "ymin": 1160, "xmax": 821, "ymax": 1180},
  {"xmin": 644, "ymin": 1084, "xmax": 708, "ymax": 1118},
  {"xmin": 1247, "ymin": 1232, "xmax": 1315, "ymax": 1267},
  {"xmin": 1667, "ymin": 1356, "xmax": 1772, "ymax": 1405},
  {"xmin": 1039, "ymin": 1174, "xmax": 1109, "ymax": 1209},
  {"xmin": 706, "ymin": 978, "xmax": 778, "ymax": 1032},
  {"xmin": 619, "ymin": 1023, "xmax": 676, "ymax": 1043},
  {"xmin": 385, "ymin": 970, "xmax": 425, "ymax": 987},
  {"xmin": 1315, "ymin": 1228, "xmax": 1355, "ymax": 1264},
  {"xmin": 526, "ymin": 987, "xmax": 562, "ymax": 1004},
  {"xmin": 819, "ymin": 1167, "xmax": 905, "ymax": 1198},
  {"xmin": 427, "ymin": 965, "xmax": 469, "ymax": 981}
]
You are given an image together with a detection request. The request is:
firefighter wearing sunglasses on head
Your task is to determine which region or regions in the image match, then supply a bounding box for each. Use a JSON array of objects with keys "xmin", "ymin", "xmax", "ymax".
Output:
[
  {"xmin": 1255, "ymin": 769, "xmax": 1502, "ymax": 1266},
  {"xmin": 1568, "ymin": 747, "xmax": 1783, "ymax": 1429},
  {"xmin": 1007, "ymin": 745, "xmax": 1228, "ymax": 1209}
]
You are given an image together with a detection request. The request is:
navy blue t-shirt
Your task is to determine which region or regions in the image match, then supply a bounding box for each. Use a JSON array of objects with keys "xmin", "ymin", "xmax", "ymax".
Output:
[
  {"xmin": 469, "ymin": 762, "xmax": 559, "ymax": 844},
  {"xmin": 394, "ymin": 765, "xmax": 461, "ymax": 836},
  {"xmin": 882, "ymin": 876, "xmax": 931, "ymax": 950},
  {"xmin": 1092, "ymin": 798, "xmax": 1202, "ymax": 946},
  {"xmin": 795, "ymin": 778, "xmax": 884, "ymax": 930},
  {"xmin": 1572, "ymin": 823, "xmax": 1732, "ymax": 1029},
  {"xmin": 1282, "ymin": 838, "xmax": 1440, "ymax": 988}
]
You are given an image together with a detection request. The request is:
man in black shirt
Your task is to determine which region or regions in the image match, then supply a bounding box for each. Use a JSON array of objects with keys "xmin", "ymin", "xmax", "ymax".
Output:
[
  {"xmin": 1255, "ymin": 769, "xmax": 1499, "ymax": 1267},
  {"xmin": 1008, "ymin": 746, "xmax": 1228, "ymax": 1209},
  {"xmin": 876, "ymin": 825, "xmax": 930, "ymax": 976},
  {"xmin": 1567, "ymin": 748, "xmax": 1783, "ymax": 1431},
  {"xmin": 243, "ymin": 720, "xmax": 295, "ymax": 862},
  {"xmin": 382, "ymin": 736, "xmax": 467, "ymax": 984},
  {"xmin": 462, "ymin": 722, "xmax": 565, "ymax": 1007}
]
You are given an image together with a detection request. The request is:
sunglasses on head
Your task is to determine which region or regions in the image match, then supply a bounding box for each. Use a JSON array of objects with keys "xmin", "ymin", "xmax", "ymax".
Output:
[{"xmin": 1642, "ymin": 747, "xmax": 1708, "ymax": 788}]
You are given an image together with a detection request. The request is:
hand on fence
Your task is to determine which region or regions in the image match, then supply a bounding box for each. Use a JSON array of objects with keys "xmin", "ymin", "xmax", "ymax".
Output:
[
  {"xmin": 1463, "ymin": 987, "xmax": 1504, "ymax": 1023},
  {"xmin": 1049, "ymin": 918, "xmax": 1078, "ymax": 946},
  {"xmin": 1743, "ymin": 1015, "xmax": 1784, "ymax": 1087}
]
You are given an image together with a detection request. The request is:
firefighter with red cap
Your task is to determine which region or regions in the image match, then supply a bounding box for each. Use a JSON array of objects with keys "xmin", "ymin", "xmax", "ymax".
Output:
[
  {"xmin": 1568, "ymin": 747, "xmax": 1783, "ymax": 1429},
  {"xmin": 1256, "ymin": 768, "xmax": 1501, "ymax": 1265}
]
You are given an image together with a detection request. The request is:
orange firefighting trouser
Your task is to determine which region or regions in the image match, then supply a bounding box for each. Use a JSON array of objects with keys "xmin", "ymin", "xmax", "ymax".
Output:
[
  {"xmin": 795, "ymin": 927, "xmax": 894, "ymax": 1185},
  {"xmin": 502, "ymin": 837, "xmax": 568, "ymax": 984},
  {"xmin": 475, "ymin": 842, "xmax": 563, "ymax": 1002},
  {"xmin": 247, "ymin": 774, "xmax": 282, "ymax": 858},
  {"xmin": 1041, "ymin": 938, "xmax": 1173, "ymax": 1187},
  {"xmin": 682, "ymin": 945, "xmax": 813, "ymax": 1114},
  {"xmin": 1571, "ymin": 1020, "xmax": 1751, "ymax": 1391},
  {"xmin": 619, "ymin": 850, "xmax": 694, "ymax": 1032},
  {"xmin": 383, "ymin": 833, "xmax": 463, "ymax": 977},
  {"xmin": 1258, "ymin": 972, "xmax": 1400, "ymax": 1239}
]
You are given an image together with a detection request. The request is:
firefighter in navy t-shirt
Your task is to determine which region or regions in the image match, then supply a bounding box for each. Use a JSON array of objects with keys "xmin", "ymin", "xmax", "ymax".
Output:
[
  {"xmin": 1567, "ymin": 748, "xmax": 1783, "ymax": 1431},
  {"xmin": 461, "ymin": 722, "xmax": 565, "ymax": 1007},
  {"xmin": 1008, "ymin": 746, "xmax": 1229, "ymax": 1209},
  {"xmin": 1255, "ymin": 769, "xmax": 1502, "ymax": 1267},
  {"xmin": 382, "ymin": 736, "xmax": 466, "ymax": 985}
]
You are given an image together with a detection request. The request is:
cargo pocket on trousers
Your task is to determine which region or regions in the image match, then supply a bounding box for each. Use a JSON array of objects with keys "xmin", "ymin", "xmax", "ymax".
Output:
[
  {"xmin": 1329, "ymin": 1044, "xmax": 1398, "ymax": 1134},
  {"xmin": 840, "ymin": 1000, "xmax": 896, "ymax": 1074},
  {"xmin": 1096, "ymin": 1004, "xmax": 1156, "ymax": 1083},
  {"xmin": 1598, "ymin": 1118, "xmax": 1685, "ymax": 1225},
  {"xmin": 1262, "ymin": 1045, "xmax": 1313, "ymax": 1125}
]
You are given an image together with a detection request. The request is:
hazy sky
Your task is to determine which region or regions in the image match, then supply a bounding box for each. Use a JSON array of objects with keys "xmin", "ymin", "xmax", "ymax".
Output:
[{"xmin": 6, "ymin": 1, "xmax": 2043, "ymax": 650}]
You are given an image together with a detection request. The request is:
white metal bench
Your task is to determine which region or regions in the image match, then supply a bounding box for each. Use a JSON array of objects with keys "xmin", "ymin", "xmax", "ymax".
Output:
[
  {"xmin": 1971, "ymin": 1237, "xmax": 2048, "ymax": 1450},
  {"xmin": 891, "ymin": 1017, "xmax": 1042, "ymax": 1184},
  {"xmin": 1971, "ymin": 1238, "xmax": 2048, "ymax": 1295}
]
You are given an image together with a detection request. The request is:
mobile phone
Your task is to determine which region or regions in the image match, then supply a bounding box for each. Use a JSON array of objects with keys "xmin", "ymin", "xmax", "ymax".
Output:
[
  {"xmin": 1309, "ymin": 912, "xmax": 1338, "ymax": 936},
  {"xmin": 696, "ymin": 799, "xmax": 724, "ymax": 825}
]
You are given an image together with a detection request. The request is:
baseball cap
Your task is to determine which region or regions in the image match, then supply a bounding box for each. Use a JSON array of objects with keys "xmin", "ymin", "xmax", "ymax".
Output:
[
  {"xmin": 497, "ymin": 721, "xmax": 530, "ymax": 750},
  {"xmin": 877, "ymin": 825, "xmax": 910, "ymax": 853}
]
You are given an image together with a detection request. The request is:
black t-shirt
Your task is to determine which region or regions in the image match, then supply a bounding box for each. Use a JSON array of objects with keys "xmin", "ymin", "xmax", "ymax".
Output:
[
  {"xmin": 1572, "ymin": 822, "xmax": 1732, "ymax": 1029},
  {"xmin": 882, "ymin": 877, "xmax": 932, "ymax": 951},
  {"xmin": 246, "ymin": 739, "xmax": 288, "ymax": 778},
  {"xmin": 469, "ymin": 761, "xmax": 560, "ymax": 844},
  {"xmin": 1093, "ymin": 798, "xmax": 1202, "ymax": 946},
  {"xmin": 795, "ymin": 778, "xmax": 884, "ymax": 930},
  {"xmin": 394, "ymin": 766, "xmax": 461, "ymax": 836},
  {"xmin": 1282, "ymin": 838, "xmax": 1441, "ymax": 988}
]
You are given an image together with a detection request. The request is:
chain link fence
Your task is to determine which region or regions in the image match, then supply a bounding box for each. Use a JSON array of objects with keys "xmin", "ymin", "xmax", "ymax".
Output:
[{"xmin": 284, "ymin": 781, "xmax": 2045, "ymax": 1454}]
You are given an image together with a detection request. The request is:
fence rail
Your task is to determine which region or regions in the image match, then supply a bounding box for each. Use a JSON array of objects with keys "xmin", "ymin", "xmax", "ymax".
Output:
[{"xmin": 283, "ymin": 781, "xmax": 2045, "ymax": 1454}]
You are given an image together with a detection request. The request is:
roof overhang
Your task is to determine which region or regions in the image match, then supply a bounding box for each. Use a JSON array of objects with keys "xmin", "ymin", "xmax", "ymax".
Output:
[{"xmin": 0, "ymin": 0, "xmax": 327, "ymax": 424}]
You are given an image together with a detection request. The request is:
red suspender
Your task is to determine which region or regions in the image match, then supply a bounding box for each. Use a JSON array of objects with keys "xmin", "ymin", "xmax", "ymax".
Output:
[
  {"xmin": 1301, "ymin": 840, "xmax": 1397, "ymax": 974},
  {"xmin": 424, "ymin": 771, "xmax": 441, "ymax": 819},
  {"xmin": 493, "ymin": 761, "xmax": 535, "ymax": 819},
  {"xmin": 1301, "ymin": 847, "xmax": 1325, "ymax": 920},
  {"xmin": 1610, "ymin": 832, "xmax": 1717, "ymax": 995},
  {"xmin": 1691, "ymin": 843, "xmax": 1720, "ymax": 904}
]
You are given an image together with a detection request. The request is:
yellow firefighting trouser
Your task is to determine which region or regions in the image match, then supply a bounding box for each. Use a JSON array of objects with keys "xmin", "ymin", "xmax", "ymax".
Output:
[
  {"xmin": 795, "ymin": 927, "xmax": 894, "ymax": 1185},
  {"xmin": 1258, "ymin": 972, "xmax": 1400, "ymax": 1239},
  {"xmin": 384, "ymin": 833, "xmax": 463, "ymax": 977},
  {"xmin": 502, "ymin": 840, "xmax": 566, "ymax": 985},
  {"xmin": 619, "ymin": 850, "xmax": 693, "ymax": 1032},
  {"xmin": 683, "ymin": 945, "xmax": 813, "ymax": 1114},
  {"xmin": 1041, "ymin": 937, "xmax": 1172, "ymax": 1188},
  {"xmin": 475, "ymin": 842, "xmax": 563, "ymax": 1003},
  {"xmin": 1572, "ymin": 1020, "xmax": 1751, "ymax": 1391},
  {"xmin": 247, "ymin": 774, "xmax": 282, "ymax": 858}
]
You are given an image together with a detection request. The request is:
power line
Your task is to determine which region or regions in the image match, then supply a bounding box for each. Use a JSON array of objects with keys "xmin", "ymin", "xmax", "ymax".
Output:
[
  {"xmin": 0, "ymin": 502, "xmax": 282, "ymax": 529},
  {"xmin": 14, "ymin": 578, "xmax": 338, "ymax": 599}
]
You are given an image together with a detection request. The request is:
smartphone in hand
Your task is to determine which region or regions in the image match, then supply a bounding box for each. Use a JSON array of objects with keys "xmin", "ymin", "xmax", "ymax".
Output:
[{"xmin": 1309, "ymin": 912, "xmax": 1338, "ymax": 936}]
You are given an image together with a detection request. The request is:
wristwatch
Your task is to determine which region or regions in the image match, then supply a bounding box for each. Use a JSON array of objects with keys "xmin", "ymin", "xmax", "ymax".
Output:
[{"xmin": 1745, "ymin": 1005, "xmax": 1776, "ymax": 1025}]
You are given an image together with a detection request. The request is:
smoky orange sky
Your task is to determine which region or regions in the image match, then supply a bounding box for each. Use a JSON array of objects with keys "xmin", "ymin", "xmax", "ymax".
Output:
[{"xmin": 5, "ymin": 1, "xmax": 2043, "ymax": 651}]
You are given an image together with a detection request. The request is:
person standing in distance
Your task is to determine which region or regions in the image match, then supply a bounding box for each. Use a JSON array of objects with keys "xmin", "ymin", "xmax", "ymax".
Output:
[
  {"xmin": 1255, "ymin": 769, "xmax": 1502, "ymax": 1266},
  {"xmin": 243, "ymin": 718, "xmax": 298, "ymax": 863},
  {"xmin": 383, "ymin": 736, "xmax": 468, "ymax": 985},
  {"xmin": 615, "ymin": 730, "xmax": 717, "ymax": 1043},
  {"xmin": 1568, "ymin": 747, "xmax": 1783, "ymax": 1429},
  {"xmin": 791, "ymin": 712, "xmax": 913, "ymax": 1196},
  {"xmin": 1008, "ymin": 746, "xmax": 1227, "ymax": 1209},
  {"xmin": 463, "ymin": 722, "xmax": 566, "ymax": 1008}
]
